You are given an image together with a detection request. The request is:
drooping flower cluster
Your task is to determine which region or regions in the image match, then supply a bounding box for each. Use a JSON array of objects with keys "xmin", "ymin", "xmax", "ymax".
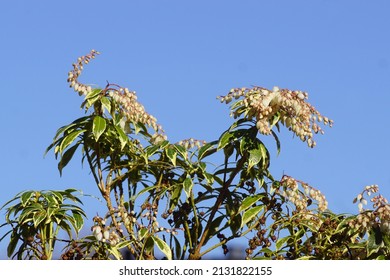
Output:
[
  {"xmin": 349, "ymin": 185, "xmax": 390, "ymax": 234},
  {"xmin": 278, "ymin": 175, "xmax": 328, "ymax": 212},
  {"xmin": 67, "ymin": 50, "xmax": 165, "ymax": 137},
  {"xmin": 108, "ymin": 87, "xmax": 165, "ymax": 137},
  {"xmin": 218, "ymin": 86, "xmax": 333, "ymax": 148},
  {"xmin": 67, "ymin": 49, "xmax": 100, "ymax": 96}
]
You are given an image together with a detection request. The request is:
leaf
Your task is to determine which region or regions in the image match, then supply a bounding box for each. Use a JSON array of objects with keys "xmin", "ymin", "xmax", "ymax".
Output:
[
  {"xmin": 169, "ymin": 184, "xmax": 183, "ymax": 211},
  {"xmin": 241, "ymin": 205, "xmax": 265, "ymax": 228},
  {"xmin": 173, "ymin": 235, "xmax": 182, "ymax": 259},
  {"xmin": 238, "ymin": 194, "xmax": 264, "ymax": 213},
  {"xmin": 59, "ymin": 130, "xmax": 86, "ymax": 155},
  {"xmin": 367, "ymin": 227, "xmax": 383, "ymax": 256},
  {"xmin": 58, "ymin": 220, "xmax": 72, "ymax": 239},
  {"xmin": 72, "ymin": 211, "xmax": 84, "ymax": 234},
  {"xmin": 247, "ymin": 143, "xmax": 264, "ymax": 171},
  {"xmin": 100, "ymin": 96, "xmax": 111, "ymax": 113},
  {"xmin": 115, "ymin": 126, "xmax": 128, "ymax": 150},
  {"xmin": 229, "ymin": 214, "xmax": 242, "ymax": 236},
  {"xmin": 183, "ymin": 176, "xmax": 193, "ymax": 198},
  {"xmin": 174, "ymin": 144, "xmax": 187, "ymax": 159},
  {"xmin": 58, "ymin": 143, "xmax": 80, "ymax": 176},
  {"xmin": 20, "ymin": 191, "xmax": 34, "ymax": 207},
  {"xmin": 151, "ymin": 236, "xmax": 172, "ymax": 260},
  {"xmin": 7, "ymin": 232, "xmax": 19, "ymax": 258},
  {"xmin": 146, "ymin": 144, "xmax": 160, "ymax": 158},
  {"xmin": 51, "ymin": 191, "xmax": 64, "ymax": 204},
  {"xmin": 204, "ymin": 173, "xmax": 214, "ymax": 185},
  {"xmin": 198, "ymin": 141, "xmax": 218, "ymax": 160},
  {"xmin": 217, "ymin": 131, "xmax": 233, "ymax": 150},
  {"xmin": 138, "ymin": 227, "xmax": 149, "ymax": 241},
  {"xmin": 85, "ymin": 88, "xmax": 102, "ymax": 100},
  {"xmin": 271, "ymin": 130, "xmax": 281, "ymax": 155},
  {"xmin": 33, "ymin": 211, "xmax": 47, "ymax": 228},
  {"xmin": 107, "ymin": 246, "xmax": 122, "ymax": 260},
  {"xmin": 116, "ymin": 240, "xmax": 133, "ymax": 250},
  {"xmin": 275, "ymin": 235, "xmax": 292, "ymax": 251},
  {"xmin": 205, "ymin": 216, "xmax": 225, "ymax": 243},
  {"xmin": 131, "ymin": 185, "xmax": 160, "ymax": 202},
  {"xmin": 165, "ymin": 146, "xmax": 177, "ymax": 166},
  {"xmin": 92, "ymin": 116, "xmax": 106, "ymax": 141}
]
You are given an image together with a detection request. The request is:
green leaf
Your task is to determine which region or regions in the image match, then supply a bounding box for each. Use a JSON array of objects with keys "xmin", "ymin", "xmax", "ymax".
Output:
[
  {"xmin": 33, "ymin": 211, "xmax": 47, "ymax": 228},
  {"xmin": 367, "ymin": 227, "xmax": 383, "ymax": 256},
  {"xmin": 271, "ymin": 130, "xmax": 281, "ymax": 156},
  {"xmin": 59, "ymin": 130, "xmax": 86, "ymax": 155},
  {"xmin": 72, "ymin": 211, "xmax": 84, "ymax": 234},
  {"xmin": 229, "ymin": 214, "xmax": 242, "ymax": 236},
  {"xmin": 116, "ymin": 240, "xmax": 133, "ymax": 250},
  {"xmin": 241, "ymin": 205, "xmax": 265, "ymax": 228},
  {"xmin": 173, "ymin": 235, "xmax": 182, "ymax": 259},
  {"xmin": 7, "ymin": 232, "xmax": 19, "ymax": 258},
  {"xmin": 205, "ymin": 216, "xmax": 225, "ymax": 243},
  {"xmin": 151, "ymin": 236, "xmax": 172, "ymax": 260},
  {"xmin": 132, "ymin": 185, "xmax": 160, "ymax": 202},
  {"xmin": 276, "ymin": 235, "xmax": 292, "ymax": 251},
  {"xmin": 166, "ymin": 146, "xmax": 177, "ymax": 166},
  {"xmin": 169, "ymin": 184, "xmax": 183, "ymax": 211},
  {"xmin": 174, "ymin": 144, "xmax": 187, "ymax": 159},
  {"xmin": 58, "ymin": 220, "xmax": 72, "ymax": 239},
  {"xmin": 217, "ymin": 131, "xmax": 233, "ymax": 150},
  {"xmin": 146, "ymin": 144, "xmax": 160, "ymax": 158},
  {"xmin": 247, "ymin": 143, "xmax": 265, "ymax": 170},
  {"xmin": 85, "ymin": 88, "xmax": 102, "ymax": 100},
  {"xmin": 107, "ymin": 246, "xmax": 122, "ymax": 260},
  {"xmin": 92, "ymin": 116, "xmax": 106, "ymax": 141},
  {"xmin": 238, "ymin": 194, "xmax": 264, "ymax": 213},
  {"xmin": 101, "ymin": 96, "xmax": 111, "ymax": 114},
  {"xmin": 138, "ymin": 227, "xmax": 149, "ymax": 241},
  {"xmin": 198, "ymin": 141, "xmax": 218, "ymax": 160},
  {"xmin": 183, "ymin": 176, "xmax": 193, "ymax": 198},
  {"xmin": 20, "ymin": 191, "xmax": 34, "ymax": 207},
  {"xmin": 115, "ymin": 126, "xmax": 128, "ymax": 150},
  {"xmin": 204, "ymin": 173, "xmax": 214, "ymax": 185},
  {"xmin": 58, "ymin": 143, "xmax": 80, "ymax": 176},
  {"xmin": 51, "ymin": 191, "xmax": 64, "ymax": 204}
]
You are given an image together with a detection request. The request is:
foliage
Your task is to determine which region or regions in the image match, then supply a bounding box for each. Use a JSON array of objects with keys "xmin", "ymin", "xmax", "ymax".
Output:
[
  {"xmin": 1, "ymin": 50, "xmax": 389, "ymax": 259},
  {"xmin": 0, "ymin": 189, "xmax": 85, "ymax": 259}
]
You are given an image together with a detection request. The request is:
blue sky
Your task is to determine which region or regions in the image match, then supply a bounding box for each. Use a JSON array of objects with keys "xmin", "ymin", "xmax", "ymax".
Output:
[{"xmin": 1, "ymin": 0, "xmax": 389, "ymax": 259}]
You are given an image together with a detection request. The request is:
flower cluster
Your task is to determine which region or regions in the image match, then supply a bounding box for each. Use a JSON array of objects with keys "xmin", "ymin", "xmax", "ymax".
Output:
[
  {"xmin": 108, "ymin": 87, "xmax": 165, "ymax": 136},
  {"xmin": 177, "ymin": 138, "xmax": 207, "ymax": 150},
  {"xmin": 67, "ymin": 49, "xmax": 100, "ymax": 96},
  {"xmin": 218, "ymin": 86, "xmax": 333, "ymax": 147},
  {"xmin": 67, "ymin": 50, "xmax": 165, "ymax": 137},
  {"xmin": 278, "ymin": 175, "xmax": 328, "ymax": 212},
  {"xmin": 91, "ymin": 216, "xmax": 121, "ymax": 246},
  {"xmin": 349, "ymin": 185, "xmax": 390, "ymax": 234}
]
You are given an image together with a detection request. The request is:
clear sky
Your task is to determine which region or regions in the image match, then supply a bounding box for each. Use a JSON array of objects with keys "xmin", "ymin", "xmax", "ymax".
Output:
[{"xmin": 1, "ymin": 0, "xmax": 389, "ymax": 259}]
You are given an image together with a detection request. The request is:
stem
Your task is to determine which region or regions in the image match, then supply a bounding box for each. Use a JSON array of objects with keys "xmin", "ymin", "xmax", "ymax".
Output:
[{"xmin": 190, "ymin": 154, "xmax": 247, "ymax": 259}]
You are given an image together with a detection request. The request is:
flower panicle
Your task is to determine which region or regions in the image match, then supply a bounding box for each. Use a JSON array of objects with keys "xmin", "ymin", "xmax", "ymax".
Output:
[
  {"xmin": 218, "ymin": 86, "xmax": 333, "ymax": 148},
  {"xmin": 67, "ymin": 50, "xmax": 165, "ymax": 137},
  {"xmin": 349, "ymin": 185, "xmax": 390, "ymax": 234},
  {"xmin": 278, "ymin": 175, "xmax": 328, "ymax": 212},
  {"xmin": 67, "ymin": 49, "xmax": 100, "ymax": 96}
]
